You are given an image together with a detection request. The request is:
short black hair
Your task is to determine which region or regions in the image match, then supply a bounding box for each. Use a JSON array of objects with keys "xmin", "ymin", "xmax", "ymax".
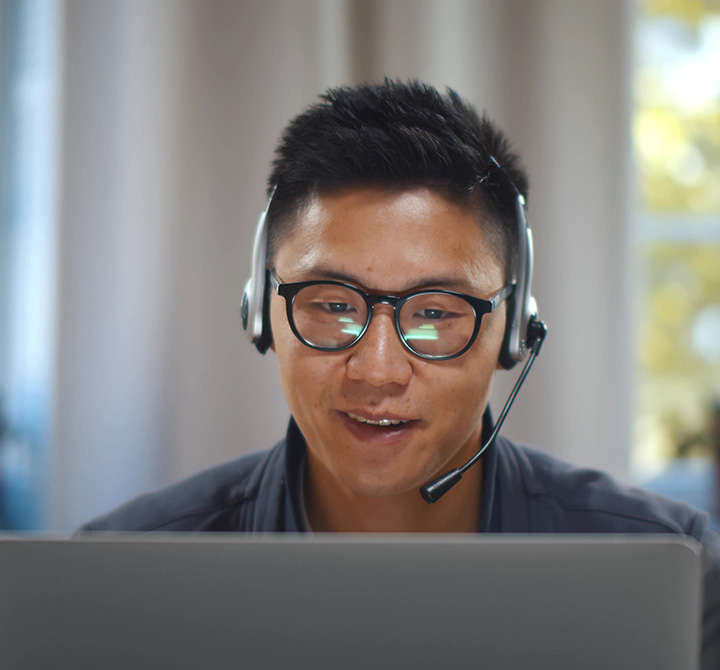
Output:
[{"xmin": 266, "ymin": 79, "xmax": 528, "ymax": 280}]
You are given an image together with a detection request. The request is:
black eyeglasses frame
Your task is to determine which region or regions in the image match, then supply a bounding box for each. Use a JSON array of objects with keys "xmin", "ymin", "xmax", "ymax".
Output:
[{"xmin": 269, "ymin": 270, "xmax": 513, "ymax": 361}]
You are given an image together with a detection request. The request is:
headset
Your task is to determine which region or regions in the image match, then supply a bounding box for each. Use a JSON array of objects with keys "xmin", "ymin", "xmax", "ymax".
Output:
[
  {"xmin": 495, "ymin": 157, "xmax": 539, "ymax": 371},
  {"xmin": 241, "ymin": 186, "xmax": 275, "ymax": 356},
  {"xmin": 241, "ymin": 163, "xmax": 540, "ymax": 370}
]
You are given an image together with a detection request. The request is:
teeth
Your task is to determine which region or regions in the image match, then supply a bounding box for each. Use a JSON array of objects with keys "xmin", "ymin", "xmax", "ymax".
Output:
[{"xmin": 347, "ymin": 413, "xmax": 408, "ymax": 427}]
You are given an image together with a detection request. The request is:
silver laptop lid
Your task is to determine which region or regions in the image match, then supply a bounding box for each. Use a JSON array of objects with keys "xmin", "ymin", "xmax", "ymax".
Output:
[{"xmin": 0, "ymin": 534, "xmax": 702, "ymax": 670}]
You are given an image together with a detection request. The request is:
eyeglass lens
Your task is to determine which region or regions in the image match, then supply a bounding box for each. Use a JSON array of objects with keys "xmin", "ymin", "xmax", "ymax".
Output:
[{"xmin": 290, "ymin": 284, "xmax": 477, "ymax": 357}]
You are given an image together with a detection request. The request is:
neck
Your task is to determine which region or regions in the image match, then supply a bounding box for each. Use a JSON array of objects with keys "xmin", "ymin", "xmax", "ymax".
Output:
[{"xmin": 304, "ymin": 458, "xmax": 483, "ymax": 533}]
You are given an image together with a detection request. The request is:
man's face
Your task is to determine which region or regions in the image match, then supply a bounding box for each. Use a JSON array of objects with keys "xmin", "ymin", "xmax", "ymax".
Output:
[{"xmin": 270, "ymin": 186, "xmax": 507, "ymax": 500}]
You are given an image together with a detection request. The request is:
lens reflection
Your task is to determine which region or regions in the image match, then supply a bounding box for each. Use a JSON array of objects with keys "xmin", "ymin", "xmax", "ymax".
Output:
[{"xmin": 398, "ymin": 293, "xmax": 475, "ymax": 356}]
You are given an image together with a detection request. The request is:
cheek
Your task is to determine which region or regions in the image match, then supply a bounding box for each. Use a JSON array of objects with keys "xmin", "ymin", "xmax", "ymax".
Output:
[
  {"xmin": 438, "ymin": 314, "xmax": 505, "ymax": 412},
  {"xmin": 439, "ymin": 365, "xmax": 492, "ymax": 420},
  {"xmin": 480, "ymin": 307, "xmax": 507, "ymax": 367},
  {"xmin": 270, "ymin": 299, "xmax": 301, "ymax": 388},
  {"xmin": 270, "ymin": 297, "xmax": 334, "ymax": 407},
  {"xmin": 269, "ymin": 294, "xmax": 302, "ymax": 359}
]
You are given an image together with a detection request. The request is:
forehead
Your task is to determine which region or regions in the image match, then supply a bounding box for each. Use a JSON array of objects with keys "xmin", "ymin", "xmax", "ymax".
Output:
[{"xmin": 273, "ymin": 186, "xmax": 503, "ymax": 293}]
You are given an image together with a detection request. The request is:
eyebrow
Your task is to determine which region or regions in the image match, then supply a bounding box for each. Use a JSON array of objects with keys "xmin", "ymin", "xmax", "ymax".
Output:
[{"xmin": 284, "ymin": 264, "xmax": 482, "ymax": 295}]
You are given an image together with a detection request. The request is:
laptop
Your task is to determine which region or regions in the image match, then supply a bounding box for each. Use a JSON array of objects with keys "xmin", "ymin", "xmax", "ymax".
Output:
[{"xmin": 0, "ymin": 534, "xmax": 702, "ymax": 670}]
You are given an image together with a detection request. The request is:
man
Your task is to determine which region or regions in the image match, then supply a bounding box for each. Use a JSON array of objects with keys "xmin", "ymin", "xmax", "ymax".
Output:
[{"xmin": 81, "ymin": 80, "xmax": 719, "ymax": 665}]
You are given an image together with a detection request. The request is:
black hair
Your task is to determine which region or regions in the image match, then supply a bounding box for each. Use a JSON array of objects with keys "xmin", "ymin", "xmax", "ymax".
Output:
[{"xmin": 266, "ymin": 79, "xmax": 528, "ymax": 280}]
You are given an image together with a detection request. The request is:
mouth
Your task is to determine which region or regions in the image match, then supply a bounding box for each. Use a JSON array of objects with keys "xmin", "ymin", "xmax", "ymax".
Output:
[
  {"xmin": 338, "ymin": 410, "xmax": 418, "ymax": 445},
  {"xmin": 345, "ymin": 412, "xmax": 410, "ymax": 427}
]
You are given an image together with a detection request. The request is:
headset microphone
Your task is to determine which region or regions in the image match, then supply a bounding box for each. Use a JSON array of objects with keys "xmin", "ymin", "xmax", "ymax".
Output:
[{"xmin": 420, "ymin": 318, "xmax": 547, "ymax": 504}]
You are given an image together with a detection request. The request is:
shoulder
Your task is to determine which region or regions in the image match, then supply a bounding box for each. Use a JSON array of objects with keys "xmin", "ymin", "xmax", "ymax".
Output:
[
  {"xmin": 496, "ymin": 438, "xmax": 710, "ymax": 537},
  {"xmin": 79, "ymin": 447, "xmax": 280, "ymax": 533},
  {"xmin": 496, "ymin": 440, "xmax": 720, "ymax": 669}
]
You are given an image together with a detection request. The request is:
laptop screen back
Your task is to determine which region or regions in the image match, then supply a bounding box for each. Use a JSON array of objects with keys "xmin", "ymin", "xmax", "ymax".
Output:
[{"xmin": 0, "ymin": 534, "xmax": 702, "ymax": 670}]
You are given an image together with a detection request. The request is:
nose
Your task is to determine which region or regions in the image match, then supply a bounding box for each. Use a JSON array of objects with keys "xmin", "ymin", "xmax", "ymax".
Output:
[{"xmin": 345, "ymin": 306, "xmax": 413, "ymax": 387}]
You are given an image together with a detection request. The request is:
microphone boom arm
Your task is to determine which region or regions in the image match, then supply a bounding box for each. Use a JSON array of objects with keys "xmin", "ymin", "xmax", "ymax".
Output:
[{"xmin": 419, "ymin": 319, "xmax": 547, "ymax": 504}]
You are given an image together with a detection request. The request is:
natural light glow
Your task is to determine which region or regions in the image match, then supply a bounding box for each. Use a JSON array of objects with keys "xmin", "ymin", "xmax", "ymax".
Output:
[{"xmin": 632, "ymin": 2, "xmax": 720, "ymax": 498}]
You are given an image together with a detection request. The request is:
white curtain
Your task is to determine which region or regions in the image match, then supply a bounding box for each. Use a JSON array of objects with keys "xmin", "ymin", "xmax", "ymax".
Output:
[{"xmin": 51, "ymin": 0, "xmax": 633, "ymax": 530}]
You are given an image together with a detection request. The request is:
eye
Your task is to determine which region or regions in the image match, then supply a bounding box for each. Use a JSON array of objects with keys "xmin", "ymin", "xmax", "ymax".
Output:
[
  {"xmin": 414, "ymin": 308, "xmax": 458, "ymax": 321},
  {"xmin": 322, "ymin": 302, "xmax": 356, "ymax": 314},
  {"xmin": 305, "ymin": 300, "xmax": 362, "ymax": 318},
  {"xmin": 420, "ymin": 309, "xmax": 444, "ymax": 320}
]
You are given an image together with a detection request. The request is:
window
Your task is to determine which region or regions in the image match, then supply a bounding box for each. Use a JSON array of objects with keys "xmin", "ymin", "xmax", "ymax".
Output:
[
  {"xmin": 0, "ymin": 0, "xmax": 60, "ymax": 529},
  {"xmin": 632, "ymin": 0, "xmax": 720, "ymax": 525}
]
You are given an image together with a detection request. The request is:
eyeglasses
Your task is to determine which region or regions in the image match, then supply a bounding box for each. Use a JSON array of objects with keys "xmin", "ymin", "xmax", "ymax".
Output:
[{"xmin": 269, "ymin": 271, "xmax": 513, "ymax": 361}]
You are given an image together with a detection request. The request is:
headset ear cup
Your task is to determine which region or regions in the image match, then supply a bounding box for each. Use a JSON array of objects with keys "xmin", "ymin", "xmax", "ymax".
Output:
[
  {"xmin": 241, "ymin": 280, "xmax": 252, "ymax": 332},
  {"xmin": 254, "ymin": 269, "xmax": 273, "ymax": 354},
  {"xmin": 498, "ymin": 291, "xmax": 518, "ymax": 371}
]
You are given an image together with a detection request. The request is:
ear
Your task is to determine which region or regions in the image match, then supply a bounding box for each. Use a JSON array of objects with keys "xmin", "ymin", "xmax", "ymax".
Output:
[
  {"xmin": 253, "ymin": 270, "xmax": 274, "ymax": 354},
  {"xmin": 496, "ymin": 293, "xmax": 514, "ymax": 371},
  {"xmin": 266, "ymin": 288, "xmax": 276, "ymax": 353}
]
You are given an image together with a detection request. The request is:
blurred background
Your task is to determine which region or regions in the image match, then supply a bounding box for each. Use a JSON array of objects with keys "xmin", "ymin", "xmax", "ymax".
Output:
[{"xmin": 0, "ymin": 0, "xmax": 718, "ymax": 531}]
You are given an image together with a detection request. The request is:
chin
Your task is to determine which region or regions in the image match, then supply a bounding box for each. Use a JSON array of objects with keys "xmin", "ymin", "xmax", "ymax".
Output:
[{"xmin": 344, "ymin": 471, "xmax": 426, "ymax": 499}]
